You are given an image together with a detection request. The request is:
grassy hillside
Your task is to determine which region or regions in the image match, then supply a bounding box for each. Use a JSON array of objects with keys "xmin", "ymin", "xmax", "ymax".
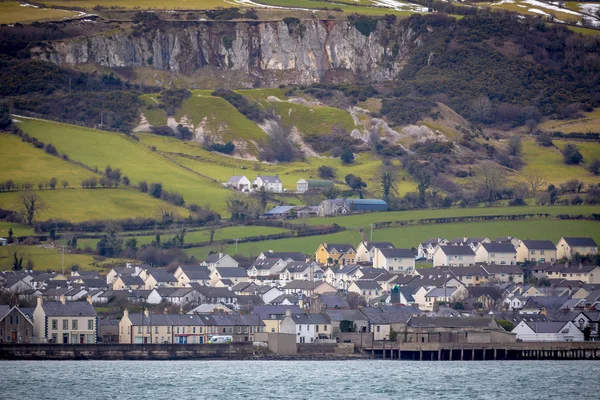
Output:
[
  {"xmin": 0, "ymin": 133, "xmax": 97, "ymax": 186},
  {"xmin": 539, "ymin": 108, "xmax": 600, "ymax": 133},
  {"xmin": 41, "ymin": 0, "xmax": 231, "ymax": 10},
  {"xmin": 0, "ymin": 244, "xmax": 128, "ymax": 272},
  {"xmin": 15, "ymin": 118, "xmax": 232, "ymax": 214},
  {"xmin": 0, "ymin": 2, "xmax": 80, "ymax": 24},
  {"xmin": 0, "ymin": 188, "xmax": 189, "ymax": 222},
  {"xmin": 293, "ymin": 205, "xmax": 600, "ymax": 227},
  {"xmin": 269, "ymin": 101, "xmax": 356, "ymax": 137},
  {"xmin": 0, "ymin": 222, "xmax": 35, "ymax": 238}
]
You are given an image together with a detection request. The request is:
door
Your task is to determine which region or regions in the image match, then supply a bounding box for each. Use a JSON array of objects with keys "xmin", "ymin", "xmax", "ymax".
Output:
[
  {"xmin": 63, "ymin": 333, "xmax": 69, "ymax": 344},
  {"xmin": 11, "ymin": 330, "xmax": 17, "ymax": 342},
  {"xmin": 199, "ymin": 337, "xmax": 204, "ymax": 344},
  {"xmin": 80, "ymin": 334, "xmax": 85, "ymax": 344}
]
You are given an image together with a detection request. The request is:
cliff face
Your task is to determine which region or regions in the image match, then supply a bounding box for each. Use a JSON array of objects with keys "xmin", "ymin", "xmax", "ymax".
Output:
[{"xmin": 30, "ymin": 19, "xmax": 418, "ymax": 85}]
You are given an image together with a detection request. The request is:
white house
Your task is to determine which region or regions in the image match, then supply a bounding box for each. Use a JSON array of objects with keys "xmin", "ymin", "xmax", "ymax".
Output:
[
  {"xmin": 253, "ymin": 175, "xmax": 283, "ymax": 193},
  {"xmin": 247, "ymin": 258, "xmax": 289, "ymax": 277},
  {"xmin": 417, "ymin": 238, "xmax": 447, "ymax": 260},
  {"xmin": 512, "ymin": 321, "xmax": 584, "ymax": 342},
  {"xmin": 225, "ymin": 176, "xmax": 251, "ymax": 191},
  {"xmin": 475, "ymin": 242, "xmax": 517, "ymax": 264},
  {"xmin": 373, "ymin": 248, "xmax": 415, "ymax": 274},
  {"xmin": 433, "ymin": 246, "xmax": 476, "ymax": 267},
  {"xmin": 200, "ymin": 253, "xmax": 238, "ymax": 271},
  {"xmin": 279, "ymin": 310, "xmax": 331, "ymax": 343},
  {"xmin": 355, "ymin": 241, "xmax": 395, "ymax": 263}
]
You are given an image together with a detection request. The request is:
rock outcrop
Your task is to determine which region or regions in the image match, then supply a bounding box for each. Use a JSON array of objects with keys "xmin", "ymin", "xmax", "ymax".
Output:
[{"xmin": 30, "ymin": 19, "xmax": 418, "ymax": 85}]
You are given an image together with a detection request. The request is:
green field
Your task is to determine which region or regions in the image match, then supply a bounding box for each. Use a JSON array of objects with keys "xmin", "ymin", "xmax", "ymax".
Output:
[
  {"xmin": 0, "ymin": 244, "xmax": 127, "ymax": 272},
  {"xmin": 186, "ymin": 229, "xmax": 363, "ymax": 259},
  {"xmin": 482, "ymin": 1, "xmax": 582, "ymax": 23},
  {"xmin": 0, "ymin": 222, "xmax": 35, "ymax": 238},
  {"xmin": 270, "ymin": 100, "xmax": 356, "ymax": 137},
  {"xmin": 520, "ymin": 139, "xmax": 598, "ymax": 184},
  {"xmin": 539, "ymin": 108, "xmax": 600, "ymax": 133},
  {"xmin": 255, "ymin": 0, "xmax": 417, "ymax": 15},
  {"xmin": 0, "ymin": 133, "xmax": 97, "ymax": 186},
  {"xmin": 41, "ymin": 0, "xmax": 232, "ymax": 10},
  {"xmin": 72, "ymin": 225, "xmax": 291, "ymax": 250},
  {"xmin": 0, "ymin": 2, "xmax": 80, "ymax": 24},
  {"xmin": 294, "ymin": 205, "xmax": 600, "ymax": 227},
  {"xmin": 0, "ymin": 188, "xmax": 189, "ymax": 222},
  {"xmin": 15, "ymin": 118, "xmax": 232, "ymax": 214},
  {"xmin": 185, "ymin": 218, "xmax": 600, "ymax": 258}
]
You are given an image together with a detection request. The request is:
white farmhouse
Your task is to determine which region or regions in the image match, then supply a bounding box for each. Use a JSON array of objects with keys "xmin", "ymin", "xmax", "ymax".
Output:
[
  {"xmin": 225, "ymin": 176, "xmax": 251, "ymax": 191},
  {"xmin": 253, "ymin": 175, "xmax": 283, "ymax": 192},
  {"xmin": 512, "ymin": 321, "xmax": 584, "ymax": 342}
]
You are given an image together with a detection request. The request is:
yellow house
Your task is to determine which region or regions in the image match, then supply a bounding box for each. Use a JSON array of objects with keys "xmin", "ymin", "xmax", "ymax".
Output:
[
  {"xmin": 315, "ymin": 243, "xmax": 356, "ymax": 265},
  {"xmin": 448, "ymin": 266, "xmax": 489, "ymax": 287},
  {"xmin": 112, "ymin": 275, "xmax": 145, "ymax": 291},
  {"xmin": 33, "ymin": 296, "xmax": 97, "ymax": 344},
  {"xmin": 556, "ymin": 237, "xmax": 598, "ymax": 259},
  {"xmin": 516, "ymin": 240, "xmax": 557, "ymax": 263}
]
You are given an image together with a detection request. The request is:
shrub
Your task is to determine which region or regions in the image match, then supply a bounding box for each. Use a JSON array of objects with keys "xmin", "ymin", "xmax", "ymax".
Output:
[
  {"xmin": 44, "ymin": 143, "xmax": 58, "ymax": 156},
  {"xmin": 535, "ymin": 134, "xmax": 553, "ymax": 147},
  {"xmin": 349, "ymin": 14, "xmax": 377, "ymax": 37},
  {"xmin": 411, "ymin": 140, "xmax": 454, "ymax": 155},
  {"xmin": 588, "ymin": 159, "xmax": 600, "ymax": 176},
  {"xmin": 318, "ymin": 165, "xmax": 336, "ymax": 179},
  {"xmin": 151, "ymin": 126, "xmax": 175, "ymax": 136},
  {"xmin": 207, "ymin": 142, "xmax": 235, "ymax": 154},
  {"xmin": 562, "ymin": 144, "xmax": 583, "ymax": 165},
  {"xmin": 150, "ymin": 183, "xmax": 163, "ymax": 198},
  {"xmin": 340, "ymin": 148, "xmax": 355, "ymax": 164},
  {"xmin": 212, "ymin": 88, "xmax": 265, "ymax": 122}
]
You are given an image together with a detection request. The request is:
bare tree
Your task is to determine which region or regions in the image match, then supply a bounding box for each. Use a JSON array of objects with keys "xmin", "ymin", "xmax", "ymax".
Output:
[
  {"xmin": 521, "ymin": 169, "xmax": 546, "ymax": 197},
  {"xmin": 17, "ymin": 191, "xmax": 47, "ymax": 225},
  {"xmin": 155, "ymin": 204, "xmax": 176, "ymax": 225},
  {"xmin": 476, "ymin": 161, "xmax": 506, "ymax": 206},
  {"xmin": 207, "ymin": 221, "xmax": 219, "ymax": 245}
]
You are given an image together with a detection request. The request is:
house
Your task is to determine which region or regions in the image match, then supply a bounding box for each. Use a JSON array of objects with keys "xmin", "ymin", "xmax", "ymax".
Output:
[
  {"xmin": 112, "ymin": 275, "xmax": 145, "ymax": 291},
  {"xmin": 209, "ymin": 268, "xmax": 249, "ymax": 286},
  {"xmin": 317, "ymin": 199, "xmax": 351, "ymax": 217},
  {"xmin": 119, "ymin": 309, "xmax": 204, "ymax": 344},
  {"xmin": 0, "ymin": 305, "xmax": 34, "ymax": 343},
  {"xmin": 253, "ymin": 175, "xmax": 283, "ymax": 192},
  {"xmin": 475, "ymin": 242, "xmax": 517, "ymax": 265},
  {"xmin": 264, "ymin": 205, "xmax": 299, "ymax": 219},
  {"xmin": 209, "ymin": 313, "xmax": 265, "ymax": 342},
  {"xmin": 448, "ymin": 237, "xmax": 491, "ymax": 252},
  {"xmin": 315, "ymin": 243, "xmax": 356, "ymax": 265},
  {"xmin": 1, "ymin": 274, "xmax": 34, "ymax": 293},
  {"xmin": 173, "ymin": 265, "xmax": 211, "ymax": 286},
  {"xmin": 0, "ymin": 237, "xmax": 7, "ymax": 246},
  {"xmin": 97, "ymin": 318, "xmax": 119, "ymax": 343},
  {"xmin": 279, "ymin": 262, "xmax": 323, "ymax": 283},
  {"xmin": 225, "ymin": 175, "xmax": 251, "ymax": 191},
  {"xmin": 163, "ymin": 288, "xmax": 202, "ymax": 306},
  {"xmin": 247, "ymin": 258, "xmax": 289, "ymax": 277},
  {"xmin": 545, "ymin": 264, "xmax": 600, "ymax": 284},
  {"xmin": 30, "ymin": 273, "xmax": 67, "ymax": 289},
  {"xmin": 200, "ymin": 253, "xmax": 239, "ymax": 271},
  {"xmin": 144, "ymin": 270, "xmax": 179, "ymax": 290},
  {"xmin": 346, "ymin": 198, "xmax": 388, "ymax": 212},
  {"xmin": 355, "ymin": 241, "xmax": 395, "ymax": 263},
  {"xmin": 417, "ymin": 238, "xmax": 447, "ymax": 261},
  {"xmin": 258, "ymin": 251, "xmax": 306, "ymax": 262},
  {"xmin": 481, "ymin": 264, "xmax": 524, "ymax": 284},
  {"xmin": 105, "ymin": 266, "xmax": 138, "ymax": 286},
  {"xmin": 255, "ymin": 286, "xmax": 284, "ymax": 305},
  {"xmin": 433, "ymin": 246, "xmax": 476, "ymax": 267},
  {"xmin": 363, "ymin": 310, "xmax": 412, "ymax": 341},
  {"xmin": 282, "ymin": 280, "xmax": 336, "ymax": 297},
  {"xmin": 296, "ymin": 179, "xmax": 333, "ymax": 193},
  {"xmin": 516, "ymin": 240, "xmax": 557, "ymax": 263},
  {"xmin": 187, "ymin": 304, "xmax": 232, "ymax": 314},
  {"xmin": 465, "ymin": 287, "xmax": 504, "ymax": 311},
  {"xmin": 33, "ymin": 296, "xmax": 97, "ymax": 344},
  {"xmin": 495, "ymin": 236, "xmax": 521, "ymax": 248},
  {"xmin": 325, "ymin": 309, "xmax": 369, "ymax": 333},
  {"xmin": 512, "ymin": 320, "xmax": 584, "ymax": 341},
  {"xmin": 556, "ymin": 237, "xmax": 598, "ymax": 259},
  {"xmin": 421, "ymin": 286, "xmax": 468, "ymax": 311},
  {"xmin": 373, "ymin": 248, "xmax": 415, "ymax": 274},
  {"xmin": 251, "ymin": 305, "xmax": 303, "ymax": 333},
  {"xmin": 347, "ymin": 280, "xmax": 382, "ymax": 303},
  {"xmin": 324, "ymin": 265, "xmax": 362, "ymax": 289},
  {"xmin": 279, "ymin": 310, "xmax": 332, "ymax": 343},
  {"xmin": 448, "ymin": 266, "xmax": 489, "ymax": 287}
]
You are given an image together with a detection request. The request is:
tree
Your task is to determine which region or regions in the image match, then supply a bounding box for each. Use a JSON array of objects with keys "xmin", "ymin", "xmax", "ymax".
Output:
[
  {"xmin": 139, "ymin": 180, "xmax": 149, "ymax": 192},
  {"xmin": 207, "ymin": 221, "xmax": 219, "ymax": 245},
  {"xmin": 470, "ymin": 95, "xmax": 493, "ymax": 123},
  {"xmin": 507, "ymin": 136, "xmax": 522, "ymax": 156},
  {"xmin": 323, "ymin": 187, "xmax": 341, "ymax": 200},
  {"xmin": 156, "ymin": 205, "xmax": 175, "ymax": 225},
  {"xmin": 17, "ymin": 191, "xmax": 47, "ymax": 225},
  {"xmin": 256, "ymin": 186, "xmax": 269, "ymax": 212},
  {"xmin": 588, "ymin": 159, "xmax": 600, "ymax": 176},
  {"xmin": 318, "ymin": 165, "xmax": 336, "ymax": 179},
  {"xmin": 150, "ymin": 182, "xmax": 163, "ymax": 198},
  {"xmin": 125, "ymin": 238, "xmax": 138, "ymax": 253},
  {"xmin": 417, "ymin": 172, "xmax": 430, "ymax": 207},
  {"xmin": 562, "ymin": 144, "xmax": 583, "ymax": 165},
  {"xmin": 49, "ymin": 177, "xmax": 58, "ymax": 190},
  {"xmin": 345, "ymin": 174, "xmax": 367, "ymax": 198},
  {"xmin": 61, "ymin": 180, "xmax": 69, "ymax": 189},
  {"xmin": 340, "ymin": 148, "xmax": 355, "ymax": 164},
  {"xmin": 380, "ymin": 171, "xmax": 398, "ymax": 205},
  {"xmin": 258, "ymin": 123, "xmax": 302, "ymax": 162},
  {"xmin": 172, "ymin": 227, "xmax": 187, "ymax": 247},
  {"xmin": 0, "ymin": 102, "xmax": 11, "ymax": 130},
  {"xmin": 7, "ymin": 228, "xmax": 14, "ymax": 244},
  {"xmin": 96, "ymin": 224, "xmax": 123, "ymax": 257},
  {"xmin": 12, "ymin": 251, "xmax": 23, "ymax": 271},
  {"xmin": 535, "ymin": 134, "xmax": 553, "ymax": 147},
  {"xmin": 476, "ymin": 161, "xmax": 506, "ymax": 206},
  {"xmin": 521, "ymin": 169, "xmax": 546, "ymax": 197},
  {"xmin": 226, "ymin": 192, "xmax": 261, "ymax": 221}
]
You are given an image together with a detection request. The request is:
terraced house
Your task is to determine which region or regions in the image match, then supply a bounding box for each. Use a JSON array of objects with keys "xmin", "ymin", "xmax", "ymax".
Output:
[
  {"xmin": 516, "ymin": 240, "xmax": 557, "ymax": 263},
  {"xmin": 315, "ymin": 243, "xmax": 356, "ymax": 265},
  {"xmin": 556, "ymin": 237, "xmax": 598, "ymax": 259},
  {"xmin": 33, "ymin": 296, "xmax": 97, "ymax": 344}
]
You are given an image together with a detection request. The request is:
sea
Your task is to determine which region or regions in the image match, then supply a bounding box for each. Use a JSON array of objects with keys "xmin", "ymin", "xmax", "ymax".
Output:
[{"xmin": 1, "ymin": 360, "xmax": 599, "ymax": 399}]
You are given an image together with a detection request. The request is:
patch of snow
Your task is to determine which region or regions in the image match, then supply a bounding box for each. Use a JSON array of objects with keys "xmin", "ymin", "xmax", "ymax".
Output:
[
  {"xmin": 579, "ymin": 3, "xmax": 600, "ymax": 16},
  {"xmin": 20, "ymin": 3, "xmax": 40, "ymax": 8},
  {"xmin": 372, "ymin": 0, "xmax": 428, "ymax": 12},
  {"xmin": 528, "ymin": 8, "xmax": 550, "ymax": 16},
  {"xmin": 267, "ymin": 96, "xmax": 282, "ymax": 102},
  {"xmin": 134, "ymin": 113, "xmax": 151, "ymax": 132},
  {"xmin": 495, "ymin": 0, "xmax": 514, "ymax": 4},
  {"xmin": 522, "ymin": 0, "xmax": 581, "ymax": 15},
  {"xmin": 228, "ymin": 0, "xmax": 313, "ymax": 11}
]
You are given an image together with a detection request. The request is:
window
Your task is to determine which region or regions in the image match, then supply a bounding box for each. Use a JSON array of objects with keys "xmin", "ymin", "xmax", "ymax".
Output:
[
  {"xmin": 52, "ymin": 319, "xmax": 58, "ymax": 330},
  {"xmin": 155, "ymin": 327, "xmax": 159, "ymax": 334},
  {"xmin": 147, "ymin": 326, "xmax": 151, "ymax": 333},
  {"xmin": 88, "ymin": 320, "xmax": 94, "ymax": 330},
  {"xmin": 121, "ymin": 326, "xmax": 123, "ymax": 334},
  {"xmin": 316, "ymin": 325, "xmax": 319, "ymax": 332},
  {"xmin": 222, "ymin": 328, "xmax": 226, "ymax": 333},
  {"xmin": 161, "ymin": 336, "xmax": 164, "ymax": 343},
  {"xmin": 63, "ymin": 320, "xmax": 68, "ymax": 330},
  {"xmin": 229, "ymin": 327, "xmax": 233, "ymax": 334},
  {"xmin": 324, "ymin": 325, "xmax": 328, "ymax": 331},
  {"xmin": 9, "ymin": 316, "xmax": 13, "ymax": 324},
  {"xmin": 376, "ymin": 326, "xmax": 380, "ymax": 333},
  {"xmin": 199, "ymin": 327, "xmax": 203, "ymax": 334},
  {"xmin": 138, "ymin": 326, "xmax": 142, "ymax": 334},
  {"xmin": 72, "ymin": 320, "xmax": 78, "ymax": 330},
  {"xmin": 299, "ymin": 325, "xmax": 302, "ymax": 331},
  {"xmin": 167, "ymin": 327, "xmax": 171, "ymax": 333},
  {"xmin": 237, "ymin": 326, "xmax": 241, "ymax": 333},
  {"xmin": 244, "ymin": 327, "xmax": 249, "ymax": 333},
  {"xmin": 177, "ymin": 327, "xmax": 180, "ymax": 334},
  {"xmin": 182, "ymin": 327, "xmax": 185, "ymax": 334},
  {"xmin": 540, "ymin": 250, "xmax": 545, "ymax": 255},
  {"xmin": 271, "ymin": 328, "xmax": 275, "ymax": 333},
  {"xmin": 193, "ymin": 327, "xmax": 196, "ymax": 334}
]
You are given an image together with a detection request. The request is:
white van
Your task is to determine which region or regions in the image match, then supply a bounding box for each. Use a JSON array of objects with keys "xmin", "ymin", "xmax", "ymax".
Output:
[{"xmin": 208, "ymin": 335, "xmax": 233, "ymax": 344}]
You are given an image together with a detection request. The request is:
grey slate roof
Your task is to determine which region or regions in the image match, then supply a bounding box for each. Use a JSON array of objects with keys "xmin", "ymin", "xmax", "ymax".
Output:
[
  {"xmin": 408, "ymin": 316, "xmax": 497, "ymax": 329},
  {"xmin": 148, "ymin": 270, "xmax": 177, "ymax": 283},
  {"xmin": 366, "ymin": 242, "xmax": 395, "ymax": 250},
  {"xmin": 481, "ymin": 243, "xmax": 516, "ymax": 253},
  {"xmin": 325, "ymin": 309, "xmax": 368, "ymax": 322},
  {"xmin": 118, "ymin": 276, "xmax": 145, "ymax": 286},
  {"xmin": 215, "ymin": 268, "xmax": 248, "ymax": 278},
  {"xmin": 250, "ymin": 258, "xmax": 282, "ymax": 271},
  {"xmin": 251, "ymin": 305, "xmax": 302, "ymax": 319},
  {"xmin": 319, "ymin": 294, "xmax": 350, "ymax": 309},
  {"xmin": 257, "ymin": 175, "xmax": 282, "ymax": 184},
  {"xmin": 41, "ymin": 301, "xmax": 96, "ymax": 317},
  {"xmin": 179, "ymin": 265, "xmax": 211, "ymax": 280},
  {"xmin": 524, "ymin": 321, "xmax": 570, "ymax": 333},
  {"xmin": 439, "ymin": 246, "xmax": 475, "ymax": 256},
  {"xmin": 481, "ymin": 264, "xmax": 523, "ymax": 275},
  {"xmin": 379, "ymin": 248, "xmax": 414, "ymax": 258},
  {"xmin": 561, "ymin": 237, "xmax": 598, "ymax": 247},
  {"xmin": 521, "ymin": 240, "xmax": 557, "ymax": 250},
  {"xmin": 325, "ymin": 243, "xmax": 355, "ymax": 253},
  {"xmin": 262, "ymin": 252, "xmax": 306, "ymax": 261},
  {"xmin": 352, "ymin": 280, "xmax": 382, "ymax": 290}
]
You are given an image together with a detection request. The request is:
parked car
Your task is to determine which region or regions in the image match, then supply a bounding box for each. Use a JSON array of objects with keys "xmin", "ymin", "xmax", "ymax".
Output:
[{"xmin": 208, "ymin": 335, "xmax": 233, "ymax": 344}]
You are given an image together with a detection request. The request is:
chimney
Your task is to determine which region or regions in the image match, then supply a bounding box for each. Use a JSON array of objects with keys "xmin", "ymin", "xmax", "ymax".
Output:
[
  {"xmin": 144, "ymin": 309, "xmax": 150, "ymax": 317},
  {"xmin": 218, "ymin": 253, "xmax": 223, "ymax": 259},
  {"xmin": 123, "ymin": 309, "xmax": 129, "ymax": 318},
  {"xmin": 37, "ymin": 297, "xmax": 43, "ymax": 308},
  {"xmin": 179, "ymin": 305, "xmax": 183, "ymax": 315},
  {"xmin": 59, "ymin": 295, "xmax": 66, "ymax": 305},
  {"xmin": 87, "ymin": 295, "xmax": 93, "ymax": 305},
  {"xmin": 285, "ymin": 309, "xmax": 292, "ymax": 317},
  {"xmin": 164, "ymin": 308, "xmax": 168, "ymax": 315},
  {"xmin": 299, "ymin": 299, "xmax": 305, "ymax": 309}
]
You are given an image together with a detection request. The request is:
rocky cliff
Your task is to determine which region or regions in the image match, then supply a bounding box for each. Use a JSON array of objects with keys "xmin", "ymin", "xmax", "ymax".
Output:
[{"xmin": 30, "ymin": 19, "xmax": 418, "ymax": 85}]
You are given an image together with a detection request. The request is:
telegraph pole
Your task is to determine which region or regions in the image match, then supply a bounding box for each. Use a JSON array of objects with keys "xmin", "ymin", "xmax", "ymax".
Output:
[
  {"xmin": 61, "ymin": 245, "xmax": 65, "ymax": 276},
  {"xmin": 370, "ymin": 223, "xmax": 375, "ymax": 242},
  {"xmin": 234, "ymin": 238, "xmax": 240, "ymax": 253}
]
